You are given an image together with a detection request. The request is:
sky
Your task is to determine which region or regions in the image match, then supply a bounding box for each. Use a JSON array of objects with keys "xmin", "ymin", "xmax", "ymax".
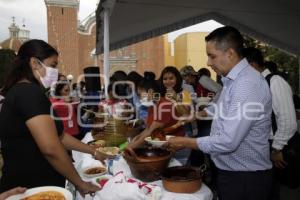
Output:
[
  {"xmin": 168, "ymin": 20, "xmax": 223, "ymax": 42},
  {"xmin": 0, "ymin": 0, "xmax": 99, "ymax": 42},
  {"xmin": 0, "ymin": 0, "xmax": 223, "ymax": 43}
]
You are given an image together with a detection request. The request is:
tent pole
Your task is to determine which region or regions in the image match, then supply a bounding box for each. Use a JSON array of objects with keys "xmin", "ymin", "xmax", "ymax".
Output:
[{"xmin": 103, "ymin": 8, "xmax": 110, "ymax": 98}]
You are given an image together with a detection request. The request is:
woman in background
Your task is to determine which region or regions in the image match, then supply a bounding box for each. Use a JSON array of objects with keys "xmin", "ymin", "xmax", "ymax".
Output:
[
  {"xmin": 50, "ymin": 81, "xmax": 81, "ymax": 139},
  {"xmin": 127, "ymin": 66, "xmax": 191, "ymax": 164}
]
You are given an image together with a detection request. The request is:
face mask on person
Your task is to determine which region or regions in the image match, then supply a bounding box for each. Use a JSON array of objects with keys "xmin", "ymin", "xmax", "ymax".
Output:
[
  {"xmin": 140, "ymin": 96, "xmax": 154, "ymax": 107},
  {"xmin": 38, "ymin": 60, "xmax": 58, "ymax": 88}
]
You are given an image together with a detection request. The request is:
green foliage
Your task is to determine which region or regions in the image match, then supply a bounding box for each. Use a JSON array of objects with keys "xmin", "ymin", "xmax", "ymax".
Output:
[
  {"xmin": 244, "ymin": 36, "xmax": 299, "ymax": 93},
  {"xmin": 0, "ymin": 49, "xmax": 16, "ymax": 87}
]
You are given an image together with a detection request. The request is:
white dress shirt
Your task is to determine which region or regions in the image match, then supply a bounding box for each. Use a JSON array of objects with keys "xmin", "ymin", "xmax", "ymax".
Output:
[{"xmin": 262, "ymin": 69, "xmax": 297, "ymax": 150}]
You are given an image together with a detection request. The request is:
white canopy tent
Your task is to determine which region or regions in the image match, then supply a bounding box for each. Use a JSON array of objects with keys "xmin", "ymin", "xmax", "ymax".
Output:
[{"xmin": 95, "ymin": 0, "xmax": 300, "ymax": 94}]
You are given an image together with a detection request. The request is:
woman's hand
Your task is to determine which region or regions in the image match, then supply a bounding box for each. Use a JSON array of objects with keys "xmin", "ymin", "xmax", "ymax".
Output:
[
  {"xmin": 0, "ymin": 187, "xmax": 27, "ymax": 200},
  {"xmin": 127, "ymin": 121, "xmax": 164, "ymax": 149},
  {"xmin": 93, "ymin": 149, "xmax": 116, "ymax": 164},
  {"xmin": 166, "ymin": 88, "xmax": 177, "ymax": 102},
  {"xmin": 77, "ymin": 181, "xmax": 100, "ymax": 197}
]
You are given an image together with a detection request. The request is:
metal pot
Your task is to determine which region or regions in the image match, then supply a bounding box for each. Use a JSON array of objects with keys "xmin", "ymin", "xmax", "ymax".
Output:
[
  {"xmin": 161, "ymin": 165, "xmax": 206, "ymax": 193},
  {"xmin": 123, "ymin": 148, "xmax": 172, "ymax": 182}
]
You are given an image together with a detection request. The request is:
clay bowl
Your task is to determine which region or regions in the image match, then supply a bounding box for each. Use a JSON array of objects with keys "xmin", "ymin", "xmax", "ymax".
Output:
[
  {"xmin": 161, "ymin": 165, "xmax": 206, "ymax": 193},
  {"xmin": 123, "ymin": 148, "xmax": 172, "ymax": 182}
]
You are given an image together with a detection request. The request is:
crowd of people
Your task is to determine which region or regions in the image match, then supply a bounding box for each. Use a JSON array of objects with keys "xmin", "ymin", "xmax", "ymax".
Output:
[{"xmin": 0, "ymin": 26, "xmax": 299, "ymax": 200}]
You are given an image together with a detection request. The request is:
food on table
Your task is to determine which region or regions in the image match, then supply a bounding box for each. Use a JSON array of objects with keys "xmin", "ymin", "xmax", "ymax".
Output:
[
  {"xmin": 145, "ymin": 135, "xmax": 175, "ymax": 147},
  {"xmin": 21, "ymin": 191, "xmax": 65, "ymax": 200},
  {"xmin": 87, "ymin": 139, "xmax": 106, "ymax": 147},
  {"xmin": 150, "ymin": 122, "xmax": 183, "ymax": 141},
  {"xmin": 96, "ymin": 147, "xmax": 120, "ymax": 156},
  {"xmin": 151, "ymin": 130, "xmax": 166, "ymax": 141},
  {"xmin": 84, "ymin": 167, "xmax": 107, "ymax": 175}
]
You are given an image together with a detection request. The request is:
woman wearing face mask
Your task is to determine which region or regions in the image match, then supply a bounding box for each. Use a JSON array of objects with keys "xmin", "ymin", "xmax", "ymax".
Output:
[
  {"xmin": 0, "ymin": 40, "xmax": 103, "ymax": 195},
  {"xmin": 127, "ymin": 67, "xmax": 191, "ymax": 157}
]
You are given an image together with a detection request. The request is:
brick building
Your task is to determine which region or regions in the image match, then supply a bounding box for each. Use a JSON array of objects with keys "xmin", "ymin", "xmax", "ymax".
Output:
[{"xmin": 44, "ymin": 0, "xmax": 166, "ymax": 80}]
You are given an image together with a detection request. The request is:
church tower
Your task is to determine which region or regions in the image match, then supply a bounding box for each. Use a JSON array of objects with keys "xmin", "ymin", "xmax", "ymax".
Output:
[{"xmin": 44, "ymin": 0, "xmax": 80, "ymax": 79}]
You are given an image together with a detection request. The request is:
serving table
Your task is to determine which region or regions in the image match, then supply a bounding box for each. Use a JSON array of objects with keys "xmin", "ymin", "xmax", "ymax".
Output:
[{"xmin": 71, "ymin": 132, "xmax": 213, "ymax": 200}]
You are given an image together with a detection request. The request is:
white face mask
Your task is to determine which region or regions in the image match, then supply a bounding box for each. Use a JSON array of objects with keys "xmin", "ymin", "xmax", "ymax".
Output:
[
  {"xmin": 140, "ymin": 96, "xmax": 154, "ymax": 107},
  {"xmin": 38, "ymin": 60, "xmax": 58, "ymax": 88}
]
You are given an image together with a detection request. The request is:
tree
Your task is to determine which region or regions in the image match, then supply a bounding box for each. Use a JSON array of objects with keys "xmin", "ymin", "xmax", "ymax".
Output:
[
  {"xmin": 0, "ymin": 49, "xmax": 16, "ymax": 87},
  {"xmin": 244, "ymin": 36, "xmax": 299, "ymax": 93}
]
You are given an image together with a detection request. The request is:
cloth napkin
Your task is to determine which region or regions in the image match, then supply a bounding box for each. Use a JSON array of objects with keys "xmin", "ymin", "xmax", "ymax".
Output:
[{"xmin": 93, "ymin": 171, "xmax": 161, "ymax": 200}]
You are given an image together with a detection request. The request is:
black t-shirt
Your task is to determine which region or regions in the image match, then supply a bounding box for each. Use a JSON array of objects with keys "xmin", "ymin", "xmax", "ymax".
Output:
[{"xmin": 0, "ymin": 82, "xmax": 65, "ymax": 191}]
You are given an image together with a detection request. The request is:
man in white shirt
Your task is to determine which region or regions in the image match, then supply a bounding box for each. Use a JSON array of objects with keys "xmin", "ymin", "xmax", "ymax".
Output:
[{"xmin": 244, "ymin": 47, "xmax": 297, "ymax": 169}]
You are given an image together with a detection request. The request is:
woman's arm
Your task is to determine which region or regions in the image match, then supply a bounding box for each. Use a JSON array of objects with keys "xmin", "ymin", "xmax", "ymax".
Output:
[
  {"xmin": 166, "ymin": 89, "xmax": 191, "ymax": 117},
  {"xmin": 60, "ymin": 133, "xmax": 112, "ymax": 162},
  {"xmin": 26, "ymin": 115, "xmax": 99, "ymax": 194},
  {"xmin": 60, "ymin": 133, "xmax": 93, "ymax": 153},
  {"xmin": 127, "ymin": 121, "xmax": 164, "ymax": 149}
]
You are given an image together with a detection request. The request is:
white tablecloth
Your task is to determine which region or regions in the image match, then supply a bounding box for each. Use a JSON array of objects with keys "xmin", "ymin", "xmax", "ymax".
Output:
[{"xmin": 72, "ymin": 132, "xmax": 213, "ymax": 200}]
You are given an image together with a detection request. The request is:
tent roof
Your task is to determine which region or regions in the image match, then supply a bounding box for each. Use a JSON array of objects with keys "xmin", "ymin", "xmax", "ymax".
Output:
[{"xmin": 96, "ymin": 0, "xmax": 300, "ymax": 55}]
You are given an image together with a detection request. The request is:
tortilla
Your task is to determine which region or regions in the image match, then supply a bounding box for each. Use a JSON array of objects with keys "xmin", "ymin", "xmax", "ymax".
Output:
[{"xmin": 97, "ymin": 147, "xmax": 119, "ymax": 156}]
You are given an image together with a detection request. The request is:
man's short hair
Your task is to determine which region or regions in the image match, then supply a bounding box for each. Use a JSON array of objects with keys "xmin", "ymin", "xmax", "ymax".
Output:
[
  {"xmin": 205, "ymin": 26, "xmax": 244, "ymax": 57},
  {"xmin": 243, "ymin": 47, "xmax": 264, "ymax": 69}
]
